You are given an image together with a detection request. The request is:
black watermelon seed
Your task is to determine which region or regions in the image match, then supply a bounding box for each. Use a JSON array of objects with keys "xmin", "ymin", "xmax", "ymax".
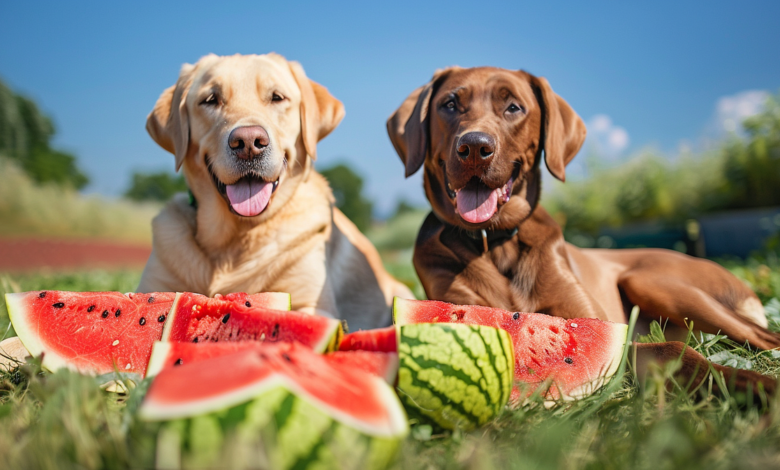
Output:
[
  {"xmin": 174, "ymin": 358, "xmax": 183, "ymax": 366},
  {"xmin": 157, "ymin": 315, "xmax": 166, "ymax": 322},
  {"xmin": 52, "ymin": 303, "xmax": 65, "ymax": 309},
  {"xmin": 87, "ymin": 305, "xmax": 96, "ymax": 313},
  {"xmin": 512, "ymin": 312, "xmax": 520, "ymax": 320},
  {"xmin": 115, "ymin": 309, "xmax": 121, "ymax": 318},
  {"xmin": 282, "ymin": 353, "xmax": 292, "ymax": 362},
  {"xmin": 245, "ymin": 301, "xmax": 251, "ymax": 307},
  {"xmin": 139, "ymin": 317, "xmax": 146, "ymax": 326},
  {"xmin": 222, "ymin": 314, "xmax": 230, "ymax": 324},
  {"xmin": 192, "ymin": 337, "xmax": 199, "ymax": 343},
  {"xmin": 38, "ymin": 292, "xmax": 46, "ymax": 298},
  {"xmin": 271, "ymin": 324, "xmax": 280, "ymax": 339},
  {"xmin": 148, "ymin": 296, "xmax": 155, "ymax": 303},
  {"xmin": 564, "ymin": 357, "xmax": 573, "ymax": 364},
  {"xmin": 101, "ymin": 310, "xmax": 109, "ymax": 318}
]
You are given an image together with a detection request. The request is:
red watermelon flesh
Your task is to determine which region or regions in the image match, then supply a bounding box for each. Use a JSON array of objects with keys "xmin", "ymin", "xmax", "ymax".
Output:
[
  {"xmin": 161, "ymin": 293, "xmax": 342, "ymax": 353},
  {"xmin": 5, "ymin": 291, "xmax": 175, "ymax": 376},
  {"xmin": 339, "ymin": 326, "xmax": 397, "ymax": 353},
  {"xmin": 4, "ymin": 290, "xmax": 291, "ymax": 377},
  {"xmin": 139, "ymin": 342, "xmax": 408, "ymax": 438},
  {"xmin": 325, "ymin": 351, "xmax": 399, "ymax": 384},
  {"xmin": 393, "ymin": 297, "xmax": 628, "ymax": 403},
  {"xmin": 146, "ymin": 341, "xmax": 399, "ymax": 384}
]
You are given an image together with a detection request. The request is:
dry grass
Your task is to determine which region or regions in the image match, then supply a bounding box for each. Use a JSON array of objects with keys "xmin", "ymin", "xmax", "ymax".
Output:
[{"xmin": 0, "ymin": 158, "xmax": 158, "ymax": 245}]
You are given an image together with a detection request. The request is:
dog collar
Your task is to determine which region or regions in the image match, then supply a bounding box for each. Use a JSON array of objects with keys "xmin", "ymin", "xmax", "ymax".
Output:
[
  {"xmin": 459, "ymin": 225, "xmax": 519, "ymax": 253},
  {"xmin": 432, "ymin": 212, "xmax": 519, "ymax": 253}
]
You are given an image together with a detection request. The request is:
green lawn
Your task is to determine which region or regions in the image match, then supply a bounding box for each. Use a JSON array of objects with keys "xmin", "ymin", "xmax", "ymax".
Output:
[{"xmin": 1, "ymin": 262, "xmax": 779, "ymax": 469}]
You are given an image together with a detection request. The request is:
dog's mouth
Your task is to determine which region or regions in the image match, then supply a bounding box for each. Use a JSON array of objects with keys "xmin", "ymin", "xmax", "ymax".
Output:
[
  {"xmin": 444, "ymin": 162, "xmax": 520, "ymax": 225},
  {"xmin": 209, "ymin": 159, "xmax": 284, "ymax": 217}
]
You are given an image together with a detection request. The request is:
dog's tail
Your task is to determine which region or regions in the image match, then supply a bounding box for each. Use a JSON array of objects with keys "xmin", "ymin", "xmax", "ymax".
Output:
[{"xmin": 633, "ymin": 342, "xmax": 776, "ymax": 402}]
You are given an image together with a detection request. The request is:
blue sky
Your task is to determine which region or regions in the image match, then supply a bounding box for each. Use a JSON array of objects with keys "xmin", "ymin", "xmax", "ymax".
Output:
[{"xmin": 2, "ymin": 1, "xmax": 779, "ymax": 215}]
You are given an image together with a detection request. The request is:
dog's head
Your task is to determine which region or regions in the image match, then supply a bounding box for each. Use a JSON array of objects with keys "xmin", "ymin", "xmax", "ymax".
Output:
[
  {"xmin": 147, "ymin": 53, "xmax": 344, "ymax": 221},
  {"xmin": 387, "ymin": 67, "xmax": 585, "ymax": 229}
]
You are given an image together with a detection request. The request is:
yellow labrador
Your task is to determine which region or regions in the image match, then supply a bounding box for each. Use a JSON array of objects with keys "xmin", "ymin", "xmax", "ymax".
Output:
[{"xmin": 138, "ymin": 53, "xmax": 412, "ymax": 330}]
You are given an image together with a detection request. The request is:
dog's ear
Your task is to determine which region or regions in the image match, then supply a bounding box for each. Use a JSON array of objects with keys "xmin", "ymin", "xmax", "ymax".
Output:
[
  {"xmin": 387, "ymin": 68, "xmax": 456, "ymax": 178},
  {"xmin": 146, "ymin": 63, "xmax": 195, "ymax": 171},
  {"xmin": 288, "ymin": 61, "xmax": 345, "ymax": 160},
  {"xmin": 530, "ymin": 75, "xmax": 586, "ymax": 182}
]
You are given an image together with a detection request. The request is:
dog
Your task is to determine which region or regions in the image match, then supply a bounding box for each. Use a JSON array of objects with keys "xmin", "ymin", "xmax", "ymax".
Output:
[
  {"xmin": 137, "ymin": 53, "xmax": 411, "ymax": 331},
  {"xmin": 387, "ymin": 66, "xmax": 780, "ymax": 352}
]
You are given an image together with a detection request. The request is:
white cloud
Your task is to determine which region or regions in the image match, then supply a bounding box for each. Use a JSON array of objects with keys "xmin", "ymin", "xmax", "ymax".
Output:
[
  {"xmin": 585, "ymin": 114, "xmax": 630, "ymax": 160},
  {"xmin": 713, "ymin": 90, "xmax": 769, "ymax": 134}
]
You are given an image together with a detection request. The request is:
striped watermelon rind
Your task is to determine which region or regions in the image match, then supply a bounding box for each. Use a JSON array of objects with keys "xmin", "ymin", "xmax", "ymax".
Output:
[
  {"xmin": 140, "ymin": 345, "xmax": 408, "ymax": 469},
  {"xmin": 155, "ymin": 387, "xmax": 403, "ymax": 470},
  {"xmin": 396, "ymin": 323, "xmax": 514, "ymax": 431}
]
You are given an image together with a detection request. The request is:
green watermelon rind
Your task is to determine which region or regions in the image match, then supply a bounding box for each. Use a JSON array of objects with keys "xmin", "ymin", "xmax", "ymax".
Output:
[
  {"xmin": 141, "ymin": 368, "xmax": 408, "ymax": 439},
  {"xmin": 395, "ymin": 323, "xmax": 514, "ymax": 431},
  {"xmin": 156, "ymin": 387, "xmax": 404, "ymax": 470}
]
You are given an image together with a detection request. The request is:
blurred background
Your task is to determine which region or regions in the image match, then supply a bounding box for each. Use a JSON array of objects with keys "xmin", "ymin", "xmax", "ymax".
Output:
[{"xmin": 0, "ymin": 1, "xmax": 778, "ymax": 300}]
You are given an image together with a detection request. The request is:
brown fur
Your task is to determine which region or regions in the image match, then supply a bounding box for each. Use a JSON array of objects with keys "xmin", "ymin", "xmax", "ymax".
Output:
[
  {"xmin": 387, "ymin": 66, "xmax": 780, "ymax": 350},
  {"xmin": 138, "ymin": 53, "xmax": 412, "ymax": 330},
  {"xmin": 634, "ymin": 342, "xmax": 775, "ymax": 401}
]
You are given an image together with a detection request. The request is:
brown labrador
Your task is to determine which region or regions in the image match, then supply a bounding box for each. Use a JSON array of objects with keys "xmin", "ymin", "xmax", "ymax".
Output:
[{"xmin": 387, "ymin": 66, "xmax": 778, "ymax": 394}]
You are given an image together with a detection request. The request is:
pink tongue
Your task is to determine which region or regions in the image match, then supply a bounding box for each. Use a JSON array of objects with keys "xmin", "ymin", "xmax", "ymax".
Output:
[
  {"xmin": 225, "ymin": 180, "xmax": 274, "ymax": 217},
  {"xmin": 456, "ymin": 186, "xmax": 498, "ymax": 224}
]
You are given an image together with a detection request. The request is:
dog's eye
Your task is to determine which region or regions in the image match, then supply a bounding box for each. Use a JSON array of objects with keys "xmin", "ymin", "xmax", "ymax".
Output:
[
  {"xmin": 443, "ymin": 100, "xmax": 456, "ymax": 111},
  {"xmin": 201, "ymin": 93, "xmax": 219, "ymax": 106},
  {"xmin": 272, "ymin": 93, "xmax": 285, "ymax": 102},
  {"xmin": 506, "ymin": 103, "xmax": 525, "ymax": 114}
]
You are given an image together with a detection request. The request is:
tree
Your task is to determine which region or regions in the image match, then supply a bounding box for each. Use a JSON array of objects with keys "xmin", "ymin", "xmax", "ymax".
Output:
[
  {"xmin": 0, "ymin": 78, "xmax": 89, "ymax": 189},
  {"xmin": 124, "ymin": 171, "xmax": 188, "ymax": 202},
  {"xmin": 319, "ymin": 163, "xmax": 373, "ymax": 232},
  {"xmin": 716, "ymin": 93, "xmax": 780, "ymax": 210}
]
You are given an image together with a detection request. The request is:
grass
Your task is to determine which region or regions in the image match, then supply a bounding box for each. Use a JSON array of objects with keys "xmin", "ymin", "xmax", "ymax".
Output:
[
  {"xmin": 0, "ymin": 158, "xmax": 158, "ymax": 245},
  {"xmin": 0, "ymin": 264, "xmax": 779, "ymax": 469}
]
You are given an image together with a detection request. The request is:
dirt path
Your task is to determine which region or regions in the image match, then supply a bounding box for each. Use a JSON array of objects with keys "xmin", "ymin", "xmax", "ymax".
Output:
[{"xmin": 0, "ymin": 238, "xmax": 151, "ymax": 272}]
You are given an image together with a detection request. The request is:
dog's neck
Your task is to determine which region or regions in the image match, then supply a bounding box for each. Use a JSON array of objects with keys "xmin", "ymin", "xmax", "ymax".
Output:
[{"xmin": 436, "ymin": 163, "xmax": 542, "ymax": 253}]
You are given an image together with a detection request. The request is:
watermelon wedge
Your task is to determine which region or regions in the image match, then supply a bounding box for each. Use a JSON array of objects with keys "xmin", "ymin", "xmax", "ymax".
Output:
[
  {"xmin": 161, "ymin": 293, "xmax": 342, "ymax": 352},
  {"xmin": 339, "ymin": 326, "xmax": 397, "ymax": 353},
  {"xmin": 3, "ymin": 290, "xmax": 291, "ymax": 376},
  {"xmin": 325, "ymin": 351, "xmax": 399, "ymax": 384},
  {"xmin": 139, "ymin": 342, "xmax": 408, "ymax": 469},
  {"xmin": 394, "ymin": 297, "xmax": 628, "ymax": 403},
  {"xmin": 146, "ymin": 341, "xmax": 399, "ymax": 384}
]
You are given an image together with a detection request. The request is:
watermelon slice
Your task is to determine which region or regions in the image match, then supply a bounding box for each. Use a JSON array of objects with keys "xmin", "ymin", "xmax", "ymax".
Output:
[
  {"xmin": 394, "ymin": 297, "xmax": 628, "ymax": 403},
  {"xmin": 139, "ymin": 342, "xmax": 408, "ymax": 469},
  {"xmin": 325, "ymin": 351, "xmax": 399, "ymax": 384},
  {"xmin": 161, "ymin": 293, "xmax": 342, "ymax": 352},
  {"xmin": 3, "ymin": 290, "xmax": 290, "ymax": 376},
  {"xmin": 339, "ymin": 326, "xmax": 397, "ymax": 353},
  {"xmin": 147, "ymin": 341, "xmax": 398, "ymax": 384}
]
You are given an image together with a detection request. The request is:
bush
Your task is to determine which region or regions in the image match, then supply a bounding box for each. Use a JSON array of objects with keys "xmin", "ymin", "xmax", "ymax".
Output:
[
  {"xmin": 319, "ymin": 163, "xmax": 373, "ymax": 232},
  {"xmin": 544, "ymin": 91, "xmax": 780, "ymax": 238}
]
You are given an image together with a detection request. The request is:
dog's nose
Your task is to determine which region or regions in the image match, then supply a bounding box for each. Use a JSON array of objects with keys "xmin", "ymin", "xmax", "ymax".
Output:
[
  {"xmin": 228, "ymin": 126, "xmax": 270, "ymax": 160},
  {"xmin": 456, "ymin": 132, "xmax": 496, "ymax": 161}
]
